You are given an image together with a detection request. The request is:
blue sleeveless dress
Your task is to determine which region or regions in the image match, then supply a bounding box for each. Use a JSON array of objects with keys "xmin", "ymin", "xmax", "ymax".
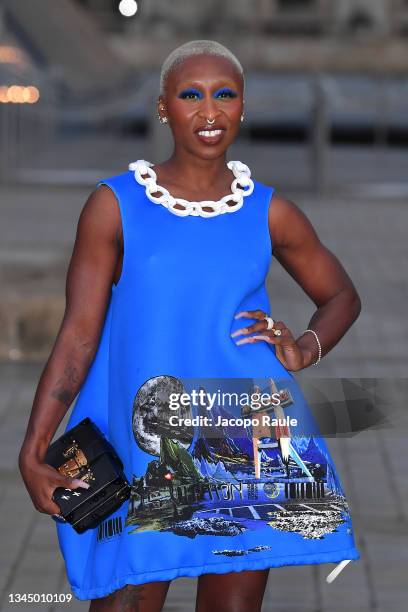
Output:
[{"xmin": 56, "ymin": 161, "xmax": 360, "ymax": 601}]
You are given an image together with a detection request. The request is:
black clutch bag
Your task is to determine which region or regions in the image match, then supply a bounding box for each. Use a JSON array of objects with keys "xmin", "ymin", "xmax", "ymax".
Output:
[{"xmin": 44, "ymin": 417, "xmax": 131, "ymax": 534}]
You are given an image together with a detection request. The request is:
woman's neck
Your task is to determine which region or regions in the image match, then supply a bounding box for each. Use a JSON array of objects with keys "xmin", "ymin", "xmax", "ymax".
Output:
[{"xmin": 157, "ymin": 152, "xmax": 231, "ymax": 191}]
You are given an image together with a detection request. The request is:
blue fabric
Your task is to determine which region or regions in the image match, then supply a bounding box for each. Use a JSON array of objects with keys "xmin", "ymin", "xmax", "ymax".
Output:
[{"xmin": 56, "ymin": 168, "xmax": 360, "ymax": 600}]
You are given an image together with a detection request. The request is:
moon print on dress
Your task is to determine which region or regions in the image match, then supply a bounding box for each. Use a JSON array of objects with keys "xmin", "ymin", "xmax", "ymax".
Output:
[{"xmin": 125, "ymin": 376, "xmax": 352, "ymax": 548}]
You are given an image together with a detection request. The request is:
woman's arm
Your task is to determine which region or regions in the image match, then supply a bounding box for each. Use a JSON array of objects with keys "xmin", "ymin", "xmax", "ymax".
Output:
[
  {"xmin": 268, "ymin": 193, "xmax": 361, "ymax": 369},
  {"xmin": 18, "ymin": 185, "xmax": 121, "ymax": 514}
]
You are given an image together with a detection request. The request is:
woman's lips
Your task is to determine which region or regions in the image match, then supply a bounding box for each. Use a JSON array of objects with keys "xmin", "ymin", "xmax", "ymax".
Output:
[{"xmin": 195, "ymin": 129, "xmax": 225, "ymax": 145}]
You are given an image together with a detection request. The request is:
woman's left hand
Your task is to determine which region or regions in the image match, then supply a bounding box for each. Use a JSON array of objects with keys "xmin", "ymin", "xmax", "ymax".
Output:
[{"xmin": 231, "ymin": 310, "xmax": 305, "ymax": 371}]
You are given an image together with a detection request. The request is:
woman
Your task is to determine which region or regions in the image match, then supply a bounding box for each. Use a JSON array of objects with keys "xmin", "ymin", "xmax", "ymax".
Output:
[{"xmin": 19, "ymin": 40, "xmax": 361, "ymax": 611}]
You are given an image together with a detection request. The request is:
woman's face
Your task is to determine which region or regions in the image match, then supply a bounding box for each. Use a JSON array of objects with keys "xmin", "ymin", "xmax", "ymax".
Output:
[{"xmin": 158, "ymin": 54, "xmax": 244, "ymax": 160}]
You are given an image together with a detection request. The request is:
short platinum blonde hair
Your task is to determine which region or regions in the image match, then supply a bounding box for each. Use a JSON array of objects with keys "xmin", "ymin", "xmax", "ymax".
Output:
[{"xmin": 159, "ymin": 39, "xmax": 244, "ymax": 97}]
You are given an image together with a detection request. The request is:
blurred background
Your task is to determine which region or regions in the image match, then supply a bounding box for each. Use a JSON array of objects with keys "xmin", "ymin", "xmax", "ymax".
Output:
[{"xmin": 0, "ymin": 1, "xmax": 407, "ymax": 611}]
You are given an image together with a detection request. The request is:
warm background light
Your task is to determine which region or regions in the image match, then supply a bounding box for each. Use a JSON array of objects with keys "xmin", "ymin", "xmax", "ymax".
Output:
[
  {"xmin": 0, "ymin": 45, "xmax": 25, "ymax": 64},
  {"xmin": 0, "ymin": 85, "xmax": 40, "ymax": 103}
]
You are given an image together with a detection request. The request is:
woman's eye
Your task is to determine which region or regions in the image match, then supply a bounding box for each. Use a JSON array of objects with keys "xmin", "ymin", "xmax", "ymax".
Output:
[
  {"xmin": 179, "ymin": 90, "xmax": 201, "ymax": 99},
  {"xmin": 216, "ymin": 89, "xmax": 237, "ymax": 99}
]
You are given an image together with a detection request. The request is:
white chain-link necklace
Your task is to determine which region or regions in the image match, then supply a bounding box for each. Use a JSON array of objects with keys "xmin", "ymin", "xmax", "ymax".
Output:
[{"xmin": 129, "ymin": 159, "xmax": 254, "ymax": 218}]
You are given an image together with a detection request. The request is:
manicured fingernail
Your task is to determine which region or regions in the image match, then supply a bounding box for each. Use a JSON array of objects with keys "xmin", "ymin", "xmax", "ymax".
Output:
[
  {"xmin": 234, "ymin": 311, "xmax": 247, "ymax": 319},
  {"xmin": 230, "ymin": 327, "xmax": 247, "ymax": 338},
  {"xmin": 74, "ymin": 480, "xmax": 90, "ymax": 489},
  {"xmin": 252, "ymin": 335, "xmax": 270, "ymax": 341},
  {"xmin": 236, "ymin": 337, "xmax": 254, "ymax": 345}
]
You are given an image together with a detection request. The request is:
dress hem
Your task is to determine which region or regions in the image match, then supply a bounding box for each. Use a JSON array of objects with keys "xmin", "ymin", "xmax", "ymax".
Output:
[{"xmin": 71, "ymin": 546, "xmax": 361, "ymax": 601}]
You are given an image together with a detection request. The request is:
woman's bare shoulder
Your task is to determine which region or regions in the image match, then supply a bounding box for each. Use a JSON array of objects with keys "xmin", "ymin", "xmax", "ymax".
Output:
[
  {"xmin": 268, "ymin": 190, "xmax": 303, "ymax": 219},
  {"xmin": 268, "ymin": 190, "xmax": 320, "ymax": 251},
  {"xmin": 76, "ymin": 184, "xmax": 122, "ymax": 246}
]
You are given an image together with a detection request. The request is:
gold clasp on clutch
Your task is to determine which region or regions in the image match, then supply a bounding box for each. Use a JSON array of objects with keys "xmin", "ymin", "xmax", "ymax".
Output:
[{"xmin": 58, "ymin": 439, "xmax": 93, "ymax": 481}]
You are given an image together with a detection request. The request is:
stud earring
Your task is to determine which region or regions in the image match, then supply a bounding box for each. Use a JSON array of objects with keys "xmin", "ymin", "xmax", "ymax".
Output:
[
  {"xmin": 240, "ymin": 113, "xmax": 245, "ymax": 122},
  {"xmin": 157, "ymin": 106, "xmax": 168, "ymax": 124}
]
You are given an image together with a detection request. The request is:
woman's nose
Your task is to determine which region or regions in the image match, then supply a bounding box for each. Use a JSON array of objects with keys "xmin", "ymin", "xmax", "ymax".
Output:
[{"xmin": 198, "ymin": 95, "xmax": 219, "ymax": 118}]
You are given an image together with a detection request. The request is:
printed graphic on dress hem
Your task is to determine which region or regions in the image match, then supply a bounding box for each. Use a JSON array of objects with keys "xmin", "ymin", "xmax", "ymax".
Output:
[{"xmin": 125, "ymin": 376, "xmax": 352, "ymax": 546}]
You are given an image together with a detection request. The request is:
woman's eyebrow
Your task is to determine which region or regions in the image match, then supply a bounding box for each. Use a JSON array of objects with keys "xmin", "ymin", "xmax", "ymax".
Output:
[{"xmin": 177, "ymin": 80, "xmax": 237, "ymax": 90}]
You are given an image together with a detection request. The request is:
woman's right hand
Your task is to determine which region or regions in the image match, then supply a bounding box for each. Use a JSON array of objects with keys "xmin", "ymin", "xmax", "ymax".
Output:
[{"xmin": 18, "ymin": 455, "xmax": 90, "ymax": 517}]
